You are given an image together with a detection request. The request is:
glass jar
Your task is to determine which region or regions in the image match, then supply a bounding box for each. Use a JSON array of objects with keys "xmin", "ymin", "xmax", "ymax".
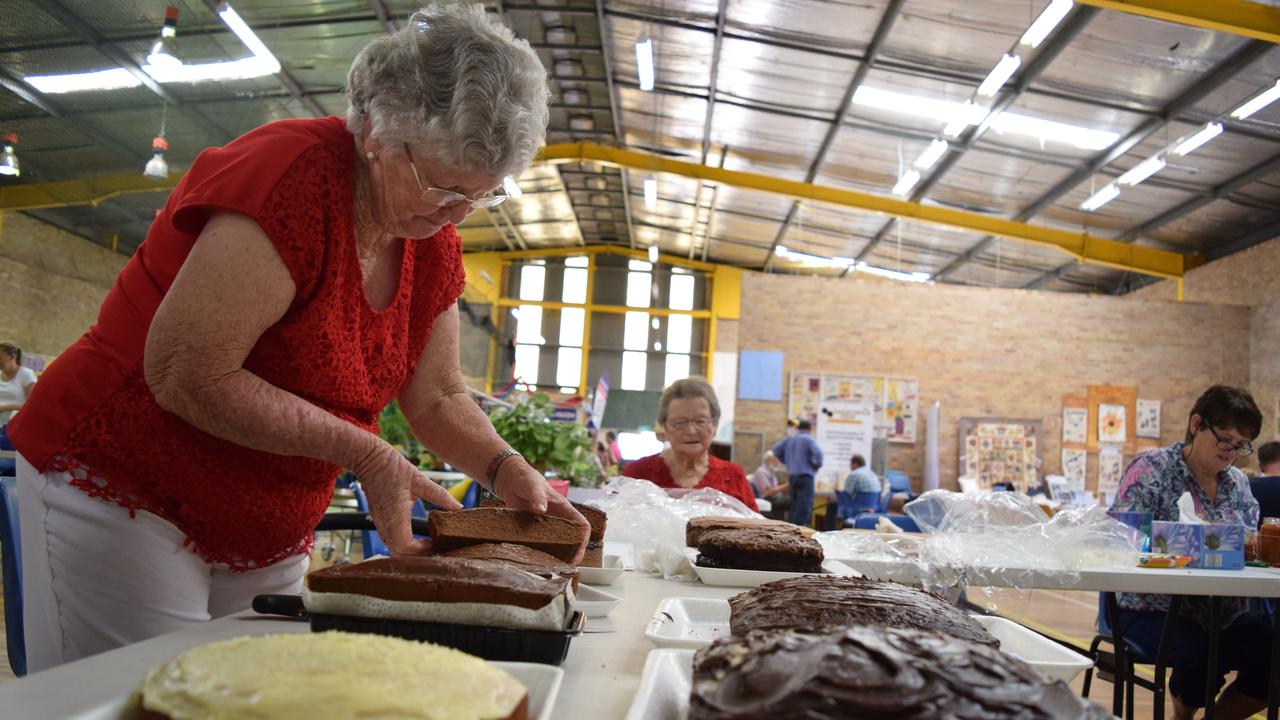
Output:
[{"xmin": 1260, "ymin": 518, "xmax": 1280, "ymax": 565}]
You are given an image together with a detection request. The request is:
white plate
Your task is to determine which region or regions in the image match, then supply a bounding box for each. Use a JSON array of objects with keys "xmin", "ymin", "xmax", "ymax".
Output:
[
  {"xmin": 571, "ymin": 584, "xmax": 623, "ymax": 618},
  {"xmin": 644, "ymin": 597, "xmax": 730, "ymax": 649},
  {"xmin": 624, "ymin": 648, "xmax": 694, "ymax": 720},
  {"xmin": 972, "ymin": 615, "xmax": 1093, "ymax": 683},
  {"xmin": 605, "ymin": 540, "xmax": 636, "ymax": 570},
  {"xmin": 685, "ymin": 548, "xmax": 858, "ymax": 588},
  {"xmin": 70, "ymin": 660, "xmax": 564, "ymax": 720},
  {"xmin": 576, "ymin": 554, "xmax": 625, "ymax": 586}
]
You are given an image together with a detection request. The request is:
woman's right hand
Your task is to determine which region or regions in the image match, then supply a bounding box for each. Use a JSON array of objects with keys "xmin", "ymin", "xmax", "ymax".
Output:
[{"xmin": 352, "ymin": 442, "xmax": 462, "ymax": 555}]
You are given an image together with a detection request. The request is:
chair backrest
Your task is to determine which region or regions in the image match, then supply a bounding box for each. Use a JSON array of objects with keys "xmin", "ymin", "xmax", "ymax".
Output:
[
  {"xmin": 876, "ymin": 489, "xmax": 891, "ymax": 513},
  {"xmin": 885, "ymin": 471, "xmax": 911, "ymax": 494},
  {"xmin": 850, "ymin": 512, "xmax": 921, "ymax": 533},
  {"xmin": 0, "ymin": 476, "xmax": 26, "ymax": 676},
  {"xmin": 836, "ymin": 490, "xmax": 881, "ymax": 521}
]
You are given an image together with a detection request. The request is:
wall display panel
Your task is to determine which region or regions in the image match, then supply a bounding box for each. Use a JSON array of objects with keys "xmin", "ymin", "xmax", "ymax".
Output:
[{"xmin": 958, "ymin": 418, "xmax": 1042, "ymax": 493}]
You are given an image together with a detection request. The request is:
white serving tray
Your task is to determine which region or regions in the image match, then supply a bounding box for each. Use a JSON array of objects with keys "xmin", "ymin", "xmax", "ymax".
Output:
[
  {"xmin": 623, "ymin": 648, "xmax": 694, "ymax": 720},
  {"xmin": 571, "ymin": 584, "xmax": 623, "ymax": 618},
  {"xmin": 576, "ymin": 554, "xmax": 625, "ymax": 586},
  {"xmin": 685, "ymin": 548, "xmax": 857, "ymax": 588},
  {"xmin": 825, "ymin": 554, "xmax": 927, "ymax": 585},
  {"xmin": 71, "ymin": 660, "xmax": 564, "ymax": 720},
  {"xmin": 971, "ymin": 615, "xmax": 1093, "ymax": 683}
]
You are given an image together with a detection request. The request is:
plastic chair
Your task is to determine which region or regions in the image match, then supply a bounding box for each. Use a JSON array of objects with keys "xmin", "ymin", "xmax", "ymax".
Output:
[
  {"xmin": 835, "ymin": 490, "xmax": 880, "ymax": 524},
  {"xmin": 350, "ymin": 481, "xmax": 429, "ymax": 559},
  {"xmin": 850, "ymin": 512, "xmax": 920, "ymax": 533},
  {"xmin": 1081, "ymin": 592, "xmax": 1167, "ymax": 720},
  {"xmin": 885, "ymin": 470, "xmax": 911, "ymax": 494},
  {"xmin": 0, "ymin": 476, "xmax": 25, "ymax": 676}
]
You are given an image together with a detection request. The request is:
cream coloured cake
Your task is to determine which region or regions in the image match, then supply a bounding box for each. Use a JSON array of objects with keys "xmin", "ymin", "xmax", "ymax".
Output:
[{"xmin": 138, "ymin": 632, "xmax": 528, "ymax": 720}]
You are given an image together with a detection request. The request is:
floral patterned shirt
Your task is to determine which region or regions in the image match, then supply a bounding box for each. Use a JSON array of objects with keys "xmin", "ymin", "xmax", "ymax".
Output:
[{"xmin": 1110, "ymin": 442, "xmax": 1259, "ymax": 627}]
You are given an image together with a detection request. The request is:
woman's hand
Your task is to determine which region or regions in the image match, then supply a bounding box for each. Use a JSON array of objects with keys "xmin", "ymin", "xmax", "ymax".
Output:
[
  {"xmin": 353, "ymin": 442, "xmax": 462, "ymax": 555},
  {"xmin": 495, "ymin": 458, "xmax": 592, "ymax": 564}
]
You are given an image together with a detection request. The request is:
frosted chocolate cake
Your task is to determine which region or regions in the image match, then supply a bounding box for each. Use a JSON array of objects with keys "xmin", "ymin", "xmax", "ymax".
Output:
[
  {"xmin": 694, "ymin": 527, "xmax": 824, "ymax": 573},
  {"xmin": 428, "ymin": 507, "xmax": 582, "ymax": 563}
]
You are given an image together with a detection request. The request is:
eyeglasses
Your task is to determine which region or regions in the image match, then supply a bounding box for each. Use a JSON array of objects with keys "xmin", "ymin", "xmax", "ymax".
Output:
[
  {"xmin": 1205, "ymin": 424, "xmax": 1254, "ymax": 456},
  {"xmin": 668, "ymin": 417, "xmax": 714, "ymax": 432},
  {"xmin": 404, "ymin": 145, "xmax": 508, "ymax": 211}
]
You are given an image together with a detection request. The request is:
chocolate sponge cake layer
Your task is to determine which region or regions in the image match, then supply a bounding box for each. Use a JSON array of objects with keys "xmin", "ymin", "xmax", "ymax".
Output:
[
  {"xmin": 443, "ymin": 542, "xmax": 580, "ymax": 590},
  {"xmin": 484, "ymin": 498, "xmax": 607, "ymax": 542},
  {"xmin": 695, "ymin": 527, "xmax": 824, "ymax": 573},
  {"xmin": 690, "ymin": 626, "xmax": 1110, "ymax": 720},
  {"xmin": 728, "ymin": 575, "xmax": 997, "ymax": 647},
  {"xmin": 685, "ymin": 516, "xmax": 811, "ymax": 547},
  {"xmin": 306, "ymin": 556, "xmax": 569, "ymax": 610},
  {"xmin": 428, "ymin": 508, "xmax": 582, "ymax": 562}
]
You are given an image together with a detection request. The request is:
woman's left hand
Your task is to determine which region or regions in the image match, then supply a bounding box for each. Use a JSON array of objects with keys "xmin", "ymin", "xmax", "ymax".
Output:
[{"xmin": 495, "ymin": 458, "xmax": 591, "ymax": 564}]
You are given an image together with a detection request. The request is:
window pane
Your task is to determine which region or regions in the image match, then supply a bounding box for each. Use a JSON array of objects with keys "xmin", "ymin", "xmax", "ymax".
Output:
[
  {"xmin": 629, "ymin": 259, "xmax": 653, "ymax": 271},
  {"xmin": 514, "ymin": 344, "xmax": 540, "ymax": 386},
  {"xmin": 514, "ymin": 305, "xmax": 544, "ymax": 344},
  {"xmin": 626, "ymin": 271, "xmax": 652, "ymax": 308},
  {"xmin": 566, "ymin": 256, "xmax": 589, "ymax": 268},
  {"xmin": 556, "ymin": 347, "xmax": 582, "ymax": 388},
  {"xmin": 664, "ymin": 354, "xmax": 690, "ymax": 387},
  {"xmin": 621, "ymin": 351, "xmax": 647, "ymax": 391},
  {"xmin": 562, "ymin": 267, "xmax": 588, "ymax": 304},
  {"xmin": 518, "ymin": 265, "xmax": 545, "ymax": 301},
  {"xmin": 667, "ymin": 314, "xmax": 692, "ymax": 354},
  {"xmin": 669, "ymin": 274, "xmax": 695, "ymax": 310},
  {"xmin": 624, "ymin": 311, "xmax": 649, "ymax": 351},
  {"xmin": 559, "ymin": 307, "xmax": 585, "ymax": 347}
]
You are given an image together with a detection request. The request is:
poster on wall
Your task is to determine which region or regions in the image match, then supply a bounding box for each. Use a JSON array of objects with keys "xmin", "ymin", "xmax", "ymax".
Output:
[
  {"xmin": 1097, "ymin": 447, "xmax": 1124, "ymax": 497},
  {"xmin": 815, "ymin": 401, "xmax": 875, "ymax": 492},
  {"xmin": 1136, "ymin": 399, "xmax": 1161, "ymax": 439},
  {"xmin": 959, "ymin": 418, "xmax": 1041, "ymax": 492},
  {"xmin": 1098, "ymin": 403, "xmax": 1127, "ymax": 444},
  {"xmin": 1061, "ymin": 448, "xmax": 1086, "ymax": 490},
  {"xmin": 788, "ymin": 372, "xmax": 822, "ymax": 429},
  {"xmin": 1062, "ymin": 408, "xmax": 1087, "ymax": 446},
  {"xmin": 885, "ymin": 377, "xmax": 919, "ymax": 444}
]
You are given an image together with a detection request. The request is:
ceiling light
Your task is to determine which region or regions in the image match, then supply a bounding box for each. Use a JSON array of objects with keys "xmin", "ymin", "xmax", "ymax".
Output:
[
  {"xmin": 644, "ymin": 177, "xmax": 657, "ymax": 208},
  {"xmin": 25, "ymin": 68, "xmax": 141, "ymax": 94},
  {"xmin": 502, "ymin": 176, "xmax": 523, "ymax": 199},
  {"xmin": 648, "ymin": 244, "xmax": 659, "ymax": 263},
  {"xmin": 1229, "ymin": 79, "xmax": 1280, "ymax": 120},
  {"xmin": 943, "ymin": 102, "xmax": 987, "ymax": 138},
  {"xmin": 636, "ymin": 38, "xmax": 655, "ymax": 91},
  {"xmin": 143, "ymin": 135, "xmax": 169, "ymax": 180},
  {"xmin": 776, "ymin": 246, "xmax": 853, "ymax": 268},
  {"xmin": 978, "ymin": 54, "xmax": 1022, "ymax": 97},
  {"xmin": 1116, "ymin": 154, "xmax": 1165, "ymax": 186},
  {"xmin": 914, "ymin": 139, "xmax": 949, "ymax": 170},
  {"xmin": 553, "ymin": 59, "xmax": 584, "ymax": 77},
  {"xmin": 1080, "ymin": 183, "xmax": 1120, "ymax": 212},
  {"xmin": 1019, "ymin": 0, "xmax": 1073, "ymax": 48},
  {"xmin": 147, "ymin": 7, "xmax": 182, "ymax": 68},
  {"xmin": 544, "ymin": 26, "xmax": 577, "ymax": 45},
  {"xmin": 561, "ymin": 88, "xmax": 588, "ymax": 105},
  {"xmin": 568, "ymin": 114, "xmax": 595, "ymax": 131},
  {"xmin": 143, "ymin": 2, "xmax": 279, "ymax": 83},
  {"xmin": 1172, "ymin": 122, "xmax": 1223, "ymax": 157},
  {"xmin": 989, "ymin": 112, "xmax": 1118, "ymax": 150},
  {"xmin": 892, "ymin": 169, "xmax": 921, "ymax": 196},
  {"xmin": 855, "ymin": 87, "xmax": 983, "ymax": 126},
  {"xmin": 853, "ymin": 261, "xmax": 930, "ymax": 283},
  {"xmin": 0, "ymin": 133, "xmax": 20, "ymax": 177}
]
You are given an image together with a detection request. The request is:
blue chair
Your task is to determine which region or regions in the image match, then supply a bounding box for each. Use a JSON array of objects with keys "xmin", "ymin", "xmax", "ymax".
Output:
[
  {"xmin": 885, "ymin": 470, "xmax": 911, "ymax": 495},
  {"xmin": 1, "ymin": 476, "xmax": 26, "ymax": 676},
  {"xmin": 850, "ymin": 512, "xmax": 921, "ymax": 533},
  {"xmin": 350, "ymin": 481, "xmax": 429, "ymax": 559},
  {"xmin": 1082, "ymin": 593, "xmax": 1167, "ymax": 720},
  {"xmin": 835, "ymin": 490, "xmax": 880, "ymax": 525}
]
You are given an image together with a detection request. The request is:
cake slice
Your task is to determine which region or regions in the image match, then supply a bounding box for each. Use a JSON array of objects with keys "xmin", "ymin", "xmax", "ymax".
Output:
[
  {"xmin": 428, "ymin": 507, "xmax": 583, "ymax": 563},
  {"xmin": 482, "ymin": 498, "xmax": 608, "ymax": 567},
  {"xmin": 695, "ymin": 527, "xmax": 824, "ymax": 573},
  {"xmin": 685, "ymin": 515, "xmax": 813, "ymax": 546},
  {"xmin": 303, "ymin": 555, "xmax": 572, "ymax": 631},
  {"xmin": 442, "ymin": 542, "xmax": 580, "ymax": 592}
]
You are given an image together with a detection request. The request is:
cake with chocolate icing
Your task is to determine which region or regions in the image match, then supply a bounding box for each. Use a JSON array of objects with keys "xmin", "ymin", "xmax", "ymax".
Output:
[
  {"xmin": 685, "ymin": 516, "xmax": 813, "ymax": 547},
  {"xmin": 690, "ymin": 626, "xmax": 1110, "ymax": 719},
  {"xmin": 138, "ymin": 632, "xmax": 529, "ymax": 720},
  {"xmin": 695, "ymin": 527, "xmax": 824, "ymax": 573},
  {"xmin": 442, "ymin": 542, "xmax": 580, "ymax": 591},
  {"xmin": 728, "ymin": 575, "xmax": 997, "ymax": 647},
  {"xmin": 428, "ymin": 507, "xmax": 583, "ymax": 563},
  {"xmin": 483, "ymin": 498, "xmax": 608, "ymax": 567},
  {"xmin": 303, "ymin": 555, "xmax": 572, "ymax": 631}
]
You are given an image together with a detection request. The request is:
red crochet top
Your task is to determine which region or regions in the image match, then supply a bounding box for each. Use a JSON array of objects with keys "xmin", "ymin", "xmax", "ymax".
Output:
[
  {"xmin": 623, "ymin": 454, "xmax": 759, "ymax": 511},
  {"xmin": 9, "ymin": 117, "xmax": 465, "ymax": 570}
]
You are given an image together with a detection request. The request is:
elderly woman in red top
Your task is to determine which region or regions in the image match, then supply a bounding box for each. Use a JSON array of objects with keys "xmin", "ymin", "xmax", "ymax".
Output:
[
  {"xmin": 9, "ymin": 3, "xmax": 588, "ymax": 672},
  {"xmin": 623, "ymin": 378, "xmax": 758, "ymax": 511}
]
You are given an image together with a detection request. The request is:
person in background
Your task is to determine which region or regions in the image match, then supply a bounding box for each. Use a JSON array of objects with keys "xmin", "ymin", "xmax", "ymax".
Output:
[
  {"xmin": 748, "ymin": 451, "xmax": 790, "ymax": 512},
  {"xmin": 623, "ymin": 377, "xmax": 757, "ymax": 511},
  {"xmin": 1109, "ymin": 385, "xmax": 1270, "ymax": 720},
  {"xmin": 0, "ymin": 342, "xmax": 37, "ymax": 476},
  {"xmin": 843, "ymin": 454, "xmax": 885, "ymax": 508},
  {"xmin": 606, "ymin": 430, "xmax": 622, "ymax": 466},
  {"xmin": 772, "ymin": 418, "xmax": 823, "ymax": 527},
  {"xmin": 1250, "ymin": 440, "xmax": 1280, "ymax": 524}
]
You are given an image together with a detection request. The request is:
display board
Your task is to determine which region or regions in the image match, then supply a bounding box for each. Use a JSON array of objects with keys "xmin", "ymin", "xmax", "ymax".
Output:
[
  {"xmin": 814, "ymin": 401, "xmax": 875, "ymax": 491},
  {"xmin": 600, "ymin": 389, "xmax": 662, "ymax": 430},
  {"xmin": 959, "ymin": 418, "xmax": 1042, "ymax": 492},
  {"xmin": 788, "ymin": 371, "xmax": 918, "ymax": 444}
]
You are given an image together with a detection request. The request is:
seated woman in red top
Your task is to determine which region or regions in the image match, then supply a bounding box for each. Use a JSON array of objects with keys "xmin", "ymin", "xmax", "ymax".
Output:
[
  {"xmin": 623, "ymin": 378, "xmax": 758, "ymax": 511},
  {"xmin": 9, "ymin": 3, "xmax": 587, "ymax": 672}
]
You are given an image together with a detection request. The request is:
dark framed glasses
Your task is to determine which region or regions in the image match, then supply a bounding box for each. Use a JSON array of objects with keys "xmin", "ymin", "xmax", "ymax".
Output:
[{"xmin": 1205, "ymin": 424, "xmax": 1254, "ymax": 456}]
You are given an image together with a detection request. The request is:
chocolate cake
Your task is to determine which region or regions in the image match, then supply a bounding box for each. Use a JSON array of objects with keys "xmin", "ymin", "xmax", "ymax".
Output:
[
  {"xmin": 695, "ymin": 527, "xmax": 824, "ymax": 573},
  {"xmin": 442, "ymin": 542, "xmax": 580, "ymax": 591},
  {"xmin": 685, "ymin": 516, "xmax": 812, "ymax": 547},
  {"xmin": 728, "ymin": 575, "xmax": 997, "ymax": 647},
  {"xmin": 689, "ymin": 626, "xmax": 1110, "ymax": 720},
  {"xmin": 428, "ymin": 507, "xmax": 582, "ymax": 563},
  {"xmin": 484, "ymin": 498, "xmax": 608, "ymax": 567}
]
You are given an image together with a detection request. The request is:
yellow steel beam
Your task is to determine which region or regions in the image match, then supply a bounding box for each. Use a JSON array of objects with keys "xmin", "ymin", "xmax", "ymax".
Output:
[
  {"xmin": 489, "ymin": 244, "xmax": 720, "ymax": 273},
  {"xmin": 536, "ymin": 142, "xmax": 1192, "ymax": 280},
  {"xmin": 496, "ymin": 296, "xmax": 712, "ymax": 319},
  {"xmin": 0, "ymin": 173, "xmax": 182, "ymax": 211},
  {"xmin": 1074, "ymin": 0, "xmax": 1280, "ymax": 44}
]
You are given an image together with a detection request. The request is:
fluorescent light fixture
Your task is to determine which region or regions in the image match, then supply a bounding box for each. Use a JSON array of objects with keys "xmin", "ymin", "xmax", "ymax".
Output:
[
  {"xmin": 147, "ymin": 7, "xmax": 182, "ymax": 67},
  {"xmin": 25, "ymin": 68, "xmax": 141, "ymax": 94},
  {"xmin": 0, "ymin": 133, "xmax": 19, "ymax": 177},
  {"xmin": 647, "ymin": 244, "xmax": 659, "ymax": 263},
  {"xmin": 644, "ymin": 177, "xmax": 657, "ymax": 209},
  {"xmin": 943, "ymin": 102, "xmax": 987, "ymax": 137},
  {"xmin": 989, "ymin": 112, "xmax": 1118, "ymax": 150},
  {"xmin": 1080, "ymin": 183, "xmax": 1120, "ymax": 212},
  {"xmin": 1172, "ymin": 122, "xmax": 1223, "ymax": 157},
  {"xmin": 892, "ymin": 169, "xmax": 921, "ymax": 196},
  {"xmin": 776, "ymin": 246, "xmax": 853, "ymax": 269},
  {"xmin": 1020, "ymin": 0, "xmax": 1073, "ymax": 48},
  {"xmin": 915, "ymin": 139, "xmax": 949, "ymax": 170},
  {"xmin": 636, "ymin": 38, "xmax": 655, "ymax": 91},
  {"xmin": 853, "ymin": 261, "xmax": 930, "ymax": 283},
  {"xmin": 502, "ymin": 176, "xmax": 523, "ymax": 199},
  {"xmin": 855, "ymin": 87, "xmax": 986, "ymax": 128},
  {"xmin": 1229, "ymin": 80, "xmax": 1280, "ymax": 120},
  {"xmin": 978, "ymin": 54, "xmax": 1021, "ymax": 97},
  {"xmin": 1116, "ymin": 154, "xmax": 1165, "ymax": 186}
]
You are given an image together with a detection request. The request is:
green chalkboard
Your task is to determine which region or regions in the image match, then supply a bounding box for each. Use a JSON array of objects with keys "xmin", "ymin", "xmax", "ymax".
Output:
[{"xmin": 601, "ymin": 389, "xmax": 663, "ymax": 430}]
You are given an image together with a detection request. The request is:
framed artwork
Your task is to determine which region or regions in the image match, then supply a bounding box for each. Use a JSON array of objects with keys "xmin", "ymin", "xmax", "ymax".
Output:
[
  {"xmin": 1063, "ymin": 407, "xmax": 1087, "ymax": 446},
  {"xmin": 788, "ymin": 372, "xmax": 822, "ymax": 429},
  {"xmin": 1097, "ymin": 448, "xmax": 1124, "ymax": 496},
  {"xmin": 1086, "ymin": 385, "xmax": 1137, "ymax": 453},
  {"xmin": 1061, "ymin": 448, "xmax": 1086, "ymax": 490},
  {"xmin": 959, "ymin": 418, "xmax": 1042, "ymax": 492},
  {"xmin": 1098, "ymin": 403, "xmax": 1127, "ymax": 444},
  {"xmin": 885, "ymin": 377, "xmax": 919, "ymax": 444},
  {"xmin": 790, "ymin": 372, "xmax": 919, "ymax": 444},
  {"xmin": 1136, "ymin": 399, "xmax": 1161, "ymax": 439}
]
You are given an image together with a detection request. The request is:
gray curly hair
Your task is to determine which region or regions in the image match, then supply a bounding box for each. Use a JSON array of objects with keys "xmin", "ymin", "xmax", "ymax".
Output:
[
  {"xmin": 346, "ymin": 2, "xmax": 550, "ymax": 179},
  {"xmin": 657, "ymin": 377, "xmax": 722, "ymax": 427}
]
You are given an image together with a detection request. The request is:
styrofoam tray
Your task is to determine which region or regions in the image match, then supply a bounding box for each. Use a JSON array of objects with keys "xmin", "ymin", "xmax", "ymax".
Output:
[
  {"xmin": 971, "ymin": 615, "xmax": 1093, "ymax": 683},
  {"xmin": 685, "ymin": 547, "xmax": 857, "ymax": 587},
  {"xmin": 576, "ymin": 554, "xmax": 625, "ymax": 586},
  {"xmin": 623, "ymin": 648, "xmax": 693, "ymax": 720},
  {"xmin": 71, "ymin": 660, "xmax": 565, "ymax": 720},
  {"xmin": 824, "ymin": 554, "xmax": 927, "ymax": 585},
  {"xmin": 571, "ymin": 584, "xmax": 622, "ymax": 618}
]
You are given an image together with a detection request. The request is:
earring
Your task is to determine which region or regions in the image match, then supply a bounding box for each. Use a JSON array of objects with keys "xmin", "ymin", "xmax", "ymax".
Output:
[{"xmin": 366, "ymin": 151, "xmax": 376, "ymax": 161}]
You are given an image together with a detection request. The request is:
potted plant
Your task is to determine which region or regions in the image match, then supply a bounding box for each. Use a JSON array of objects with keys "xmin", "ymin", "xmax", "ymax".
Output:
[{"xmin": 489, "ymin": 393, "xmax": 602, "ymax": 488}]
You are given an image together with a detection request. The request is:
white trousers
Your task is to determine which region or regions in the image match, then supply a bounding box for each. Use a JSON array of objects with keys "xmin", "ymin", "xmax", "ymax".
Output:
[{"xmin": 17, "ymin": 454, "xmax": 308, "ymax": 673}]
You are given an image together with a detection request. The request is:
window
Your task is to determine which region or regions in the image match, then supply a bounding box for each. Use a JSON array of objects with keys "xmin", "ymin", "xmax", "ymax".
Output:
[
  {"xmin": 621, "ymin": 351, "xmax": 647, "ymax": 391},
  {"xmin": 514, "ymin": 305, "xmax": 544, "ymax": 344},
  {"xmin": 566, "ymin": 256, "xmax": 589, "ymax": 268},
  {"xmin": 562, "ymin": 266, "xmax": 587, "ymax": 304},
  {"xmin": 518, "ymin": 264, "xmax": 545, "ymax": 301},
  {"xmin": 669, "ymin": 274, "xmax": 695, "ymax": 311},
  {"xmin": 556, "ymin": 347, "xmax": 582, "ymax": 388},
  {"xmin": 664, "ymin": 353, "xmax": 690, "ymax": 387},
  {"xmin": 666, "ymin": 314, "xmax": 692, "ymax": 354},
  {"xmin": 626, "ymin": 270, "xmax": 651, "ymax": 308},
  {"xmin": 623, "ymin": 311, "xmax": 649, "ymax": 351},
  {"xmin": 559, "ymin": 307, "xmax": 585, "ymax": 347},
  {"xmin": 514, "ymin": 344, "xmax": 540, "ymax": 387}
]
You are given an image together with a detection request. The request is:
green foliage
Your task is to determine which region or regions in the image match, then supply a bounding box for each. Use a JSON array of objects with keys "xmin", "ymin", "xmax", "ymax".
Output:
[
  {"xmin": 489, "ymin": 393, "xmax": 602, "ymax": 487},
  {"xmin": 379, "ymin": 401, "xmax": 419, "ymax": 454}
]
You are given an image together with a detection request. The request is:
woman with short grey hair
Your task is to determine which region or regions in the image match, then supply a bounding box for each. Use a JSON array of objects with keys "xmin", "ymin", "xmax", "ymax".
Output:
[{"xmin": 10, "ymin": 2, "xmax": 586, "ymax": 672}]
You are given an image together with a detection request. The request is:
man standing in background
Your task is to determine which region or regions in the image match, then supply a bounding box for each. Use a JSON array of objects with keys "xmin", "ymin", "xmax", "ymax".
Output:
[{"xmin": 772, "ymin": 419, "xmax": 823, "ymax": 527}]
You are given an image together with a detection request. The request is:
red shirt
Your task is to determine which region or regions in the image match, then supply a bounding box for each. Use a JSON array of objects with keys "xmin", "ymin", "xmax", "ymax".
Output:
[
  {"xmin": 623, "ymin": 454, "xmax": 759, "ymax": 511},
  {"xmin": 9, "ymin": 117, "xmax": 465, "ymax": 569}
]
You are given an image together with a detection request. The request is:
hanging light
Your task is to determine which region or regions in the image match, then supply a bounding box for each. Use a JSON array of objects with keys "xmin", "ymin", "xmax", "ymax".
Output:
[
  {"xmin": 147, "ymin": 7, "xmax": 182, "ymax": 68},
  {"xmin": 0, "ymin": 133, "xmax": 19, "ymax": 177},
  {"xmin": 635, "ymin": 38, "xmax": 655, "ymax": 91},
  {"xmin": 143, "ymin": 104, "xmax": 170, "ymax": 180}
]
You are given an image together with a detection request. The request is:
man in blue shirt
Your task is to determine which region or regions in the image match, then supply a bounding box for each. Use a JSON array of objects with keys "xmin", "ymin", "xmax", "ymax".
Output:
[
  {"xmin": 772, "ymin": 419, "xmax": 824, "ymax": 527},
  {"xmin": 1250, "ymin": 441, "xmax": 1280, "ymax": 525},
  {"xmin": 843, "ymin": 454, "xmax": 883, "ymax": 496}
]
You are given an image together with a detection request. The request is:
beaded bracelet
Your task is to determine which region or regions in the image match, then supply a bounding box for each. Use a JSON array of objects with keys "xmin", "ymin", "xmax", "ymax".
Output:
[{"xmin": 485, "ymin": 448, "xmax": 521, "ymax": 498}]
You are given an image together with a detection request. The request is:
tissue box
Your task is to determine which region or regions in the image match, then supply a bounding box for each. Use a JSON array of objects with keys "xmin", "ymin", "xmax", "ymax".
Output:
[
  {"xmin": 1108, "ymin": 511, "xmax": 1153, "ymax": 552},
  {"xmin": 1150, "ymin": 521, "xmax": 1245, "ymax": 570}
]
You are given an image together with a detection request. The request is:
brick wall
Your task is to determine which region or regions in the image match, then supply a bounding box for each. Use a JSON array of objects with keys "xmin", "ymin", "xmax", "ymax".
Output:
[
  {"xmin": 736, "ymin": 273, "xmax": 1253, "ymax": 491},
  {"xmin": 1252, "ymin": 298, "xmax": 1280, "ymax": 445},
  {"xmin": 1131, "ymin": 235, "xmax": 1280, "ymax": 307}
]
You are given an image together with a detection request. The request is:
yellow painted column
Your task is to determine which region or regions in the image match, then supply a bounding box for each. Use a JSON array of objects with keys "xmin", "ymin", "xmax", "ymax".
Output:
[{"xmin": 578, "ymin": 253, "xmax": 597, "ymax": 395}]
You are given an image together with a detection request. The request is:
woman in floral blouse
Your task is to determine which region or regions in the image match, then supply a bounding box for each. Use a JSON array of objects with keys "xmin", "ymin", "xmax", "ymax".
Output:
[{"xmin": 1110, "ymin": 385, "xmax": 1269, "ymax": 720}]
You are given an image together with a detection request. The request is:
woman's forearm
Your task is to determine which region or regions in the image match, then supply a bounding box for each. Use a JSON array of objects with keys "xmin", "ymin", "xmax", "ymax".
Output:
[{"xmin": 405, "ymin": 387, "xmax": 511, "ymax": 486}]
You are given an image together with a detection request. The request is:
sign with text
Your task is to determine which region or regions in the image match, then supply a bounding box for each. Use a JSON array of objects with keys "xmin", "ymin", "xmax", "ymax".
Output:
[{"xmin": 815, "ymin": 400, "xmax": 875, "ymax": 492}]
